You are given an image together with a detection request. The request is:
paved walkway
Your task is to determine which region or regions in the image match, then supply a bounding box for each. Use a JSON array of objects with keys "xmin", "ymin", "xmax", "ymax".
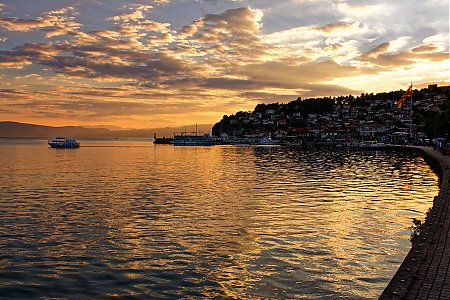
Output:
[{"xmin": 380, "ymin": 146, "xmax": 450, "ymax": 300}]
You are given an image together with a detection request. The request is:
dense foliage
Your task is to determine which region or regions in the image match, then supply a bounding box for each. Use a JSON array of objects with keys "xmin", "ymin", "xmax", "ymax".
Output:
[{"xmin": 424, "ymin": 97, "xmax": 450, "ymax": 138}]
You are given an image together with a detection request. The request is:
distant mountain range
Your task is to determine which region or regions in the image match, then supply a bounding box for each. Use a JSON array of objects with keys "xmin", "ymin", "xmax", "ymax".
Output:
[{"xmin": 0, "ymin": 121, "xmax": 213, "ymax": 138}]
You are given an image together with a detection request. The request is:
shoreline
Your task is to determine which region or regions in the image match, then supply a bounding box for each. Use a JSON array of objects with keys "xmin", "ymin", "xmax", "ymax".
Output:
[{"xmin": 380, "ymin": 146, "xmax": 450, "ymax": 299}]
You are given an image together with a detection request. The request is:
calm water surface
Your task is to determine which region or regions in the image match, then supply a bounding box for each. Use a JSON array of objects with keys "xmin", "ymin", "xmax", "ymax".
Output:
[{"xmin": 0, "ymin": 139, "xmax": 439, "ymax": 299}]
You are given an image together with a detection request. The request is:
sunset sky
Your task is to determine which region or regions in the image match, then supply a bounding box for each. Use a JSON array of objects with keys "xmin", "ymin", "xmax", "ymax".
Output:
[{"xmin": 0, "ymin": 0, "xmax": 448, "ymax": 129}]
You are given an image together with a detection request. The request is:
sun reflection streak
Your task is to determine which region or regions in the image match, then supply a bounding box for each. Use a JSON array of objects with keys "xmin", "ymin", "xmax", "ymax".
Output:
[{"xmin": 0, "ymin": 141, "xmax": 439, "ymax": 298}]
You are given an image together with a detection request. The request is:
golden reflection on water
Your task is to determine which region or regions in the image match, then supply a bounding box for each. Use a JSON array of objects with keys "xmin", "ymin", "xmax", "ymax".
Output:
[{"xmin": 0, "ymin": 139, "xmax": 439, "ymax": 299}]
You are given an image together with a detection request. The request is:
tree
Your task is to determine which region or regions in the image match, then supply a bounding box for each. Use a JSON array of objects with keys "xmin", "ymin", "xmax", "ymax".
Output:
[
  {"xmin": 212, "ymin": 115, "xmax": 230, "ymax": 136},
  {"xmin": 424, "ymin": 97, "xmax": 450, "ymax": 137}
]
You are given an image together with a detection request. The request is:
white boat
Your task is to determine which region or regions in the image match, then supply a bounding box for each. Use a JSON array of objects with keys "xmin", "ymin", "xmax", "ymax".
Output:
[
  {"xmin": 249, "ymin": 137, "xmax": 282, "ymax": 145},
  {"xmin": 48, "ymin": 137, "xmax": 80, "ymax": 148},
  {"xmin": 171, "ymin": 133, "xmax": 218, "ymax": 146}
]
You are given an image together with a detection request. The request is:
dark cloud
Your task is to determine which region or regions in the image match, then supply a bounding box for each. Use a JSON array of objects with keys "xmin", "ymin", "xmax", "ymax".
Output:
[
  {"xmin": 0, "ymin": 43, "xmax": 65, "ymax": 67},
  {"xmin": 0, "ymin": 52, "xmax": 31, "ymax": 68},
  {"xmin": 37, "ymin": 49, "xmax": 192, "ymax": 81},
  {"xmin": 0, "ymin": 88, "xmax": 27, "ymax": 94},
  {"xmin": 362, "ymin": 42, "xmax": 390, "ymax": 58},
  {"xmin": 0, "ymin": 88, "xmax": 32, "ymax": 100},
  {"xmin": 314, "ymin": 21, "xmax": 354, "ymax": 33}
]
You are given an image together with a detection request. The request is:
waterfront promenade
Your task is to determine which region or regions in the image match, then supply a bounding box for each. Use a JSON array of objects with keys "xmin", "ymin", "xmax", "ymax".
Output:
[{"xmin": 380, "ymin": 146, "xmax": 450, "ymax": 299}]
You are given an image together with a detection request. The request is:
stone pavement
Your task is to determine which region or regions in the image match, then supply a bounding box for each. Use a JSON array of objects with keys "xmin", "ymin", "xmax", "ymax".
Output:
[{"xmin": 380, "ymin": 146, "xmax": 450, "ymax": 300}]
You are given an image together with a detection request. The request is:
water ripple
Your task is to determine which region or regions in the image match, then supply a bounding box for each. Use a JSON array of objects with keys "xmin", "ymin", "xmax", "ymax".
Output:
[{"xmin": 0, "ymin": 140, "xmax": 439, "ymax": 299}]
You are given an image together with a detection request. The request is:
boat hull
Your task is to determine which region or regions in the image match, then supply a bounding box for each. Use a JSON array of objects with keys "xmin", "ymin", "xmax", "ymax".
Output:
[
  {"xmin": 171, "ymin": 133, "xmax": 218, "ymax": 146},
  {"xmin": 48, "ymin": 143, "xmax": 80, "ymax": 148},
  {"xmin": 153, "ymin": 137, "xmax": 173, "ymax": 144},
  {"xmin": 48, "ymin": 137, "xmax": 80, "ymax": 148},
  {"xmin": 172, "ymin": 140, "xmax": 217, "ymax": 146}
]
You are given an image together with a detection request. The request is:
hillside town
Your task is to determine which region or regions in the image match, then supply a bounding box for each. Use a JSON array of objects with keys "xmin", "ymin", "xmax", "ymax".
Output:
[{"xmin": 212, "ymin": 84, "xmax": 450, "ymax": 146}]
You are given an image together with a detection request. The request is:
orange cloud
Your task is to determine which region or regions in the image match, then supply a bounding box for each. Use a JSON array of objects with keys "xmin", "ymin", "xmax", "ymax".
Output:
[
  {"xmin": 0, "ymin": 2, "xmax": 448, "ymax": 128},
  {"xmin": 0, "ymin": 7, "xmax": 80, "ymax": 37},
  {"xmin": 361, "ymin": 42, "xmax": 449, "ymax": 67}
]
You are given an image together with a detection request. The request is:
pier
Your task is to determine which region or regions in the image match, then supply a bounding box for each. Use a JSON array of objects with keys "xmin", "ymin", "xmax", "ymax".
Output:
[{"xmin": 380, "ymin": 146, "xmax": 450, "ymax": 299}]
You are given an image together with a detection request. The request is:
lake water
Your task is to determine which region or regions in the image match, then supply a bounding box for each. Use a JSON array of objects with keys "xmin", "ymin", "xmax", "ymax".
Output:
[{"xmin": 0, "ymin": 139, "xmax": 439, "ymax": 299}]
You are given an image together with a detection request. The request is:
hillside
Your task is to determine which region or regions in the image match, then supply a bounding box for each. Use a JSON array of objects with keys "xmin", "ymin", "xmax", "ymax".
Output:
[
  {"xmin": 0, "ymin": 122, "xmax": 213, "ymax": 138},
  {"xmin": 212, "ymin": 85, "xmax": 450, "ymax": 140}
]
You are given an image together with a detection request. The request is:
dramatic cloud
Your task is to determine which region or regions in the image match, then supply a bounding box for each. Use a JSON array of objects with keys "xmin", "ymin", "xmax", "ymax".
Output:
[
  {"xmin": 41, "ymin": 51, "xmax": 194, "ymax": 82},
  {"xmin": 0, "ymin": 7, "xmax": 81, "ymax": 37},
  {"xmin": 361, "ymin": 42, "xmax": 449, "ymax": 67},
  {"xmin": 0, "ymin": 0, "xmax": 448, "ymax": 128},
  {"xmin": 178, "ymin": 7, "xmax": 267, "ymax": 62},
  {"xmin": 0, "ymin": 51, "xmax": 32, "ymax": 68}
]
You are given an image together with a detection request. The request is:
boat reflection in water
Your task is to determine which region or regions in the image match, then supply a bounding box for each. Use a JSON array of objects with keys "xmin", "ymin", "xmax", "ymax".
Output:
[
  {"xmin": 0, "ymin": 141, "xmax": 440, "ymax": 299},
  {"xmin": 48, "ymin": 137, "xmax": 80, "ymax": 148}
]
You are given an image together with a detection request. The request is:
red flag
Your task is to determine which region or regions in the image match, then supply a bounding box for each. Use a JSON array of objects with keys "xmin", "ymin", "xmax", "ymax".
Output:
[
  {"xmin": 404, "ymin": 84, "xmax": 413, "ymax": 97},
  {"xmin": 397, "ymin": 84, "xmax": 413, "ymax": 108},
  {"xmin": 397, "ymin": 96, "xmax": 405, "ymax": 108}
]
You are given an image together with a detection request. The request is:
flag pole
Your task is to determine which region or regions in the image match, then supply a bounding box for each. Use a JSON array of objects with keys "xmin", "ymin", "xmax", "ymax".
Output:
[{"xmin": 409, "ymin": 82, "xmax": 413, "ymax": 144}]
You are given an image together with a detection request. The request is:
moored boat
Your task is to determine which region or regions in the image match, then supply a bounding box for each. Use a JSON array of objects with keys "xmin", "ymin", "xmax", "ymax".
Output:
[
  {"xmin": 153, "ymin": 137, "xmax": 173, "ymax": 144},
  {"xmin": 171, "ymin": 133, "xmax": 218, "ymax": 146},
  {"xmin": 249, "ymin": 136, "xmax": 282, "ymax": 145},
  {"xmin": 48, "ymin": 137, "xmax": 80, "ymax": 148}
]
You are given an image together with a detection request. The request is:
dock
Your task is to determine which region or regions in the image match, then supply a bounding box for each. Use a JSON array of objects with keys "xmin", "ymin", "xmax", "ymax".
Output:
[{"xmin": 380, "ymin": 146, "xmax": 450, "ymax": 299}]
